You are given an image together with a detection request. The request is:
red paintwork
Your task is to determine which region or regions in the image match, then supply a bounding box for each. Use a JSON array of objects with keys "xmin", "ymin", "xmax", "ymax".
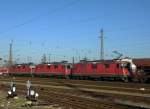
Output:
[
  {"xmin": 8, "ymin": 62, "xmax": 130, "ymax": 77},
  {"xmin": 34, "ymin": 64, "xmax": 66, "ymax": 75},
  {"xmin": 9, "ymin": 65, "xmax": 31, "ymax": 74},
  {"xmin": 72, "ymin": 62, "xmax": 130, "ymax": 76},
  {"xmin": 0, "ymin": 67, "xmax": 8, "ymax": 75}
]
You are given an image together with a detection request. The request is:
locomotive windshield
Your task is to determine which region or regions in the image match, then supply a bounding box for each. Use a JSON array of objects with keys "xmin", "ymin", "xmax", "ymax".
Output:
[
  {"xmin": 120, "ymin": 60, "xmax": 137, "ymax": 73},
  {"xmin": 121, "ymin": 62, "xmax": 132, "ymax": 72}
]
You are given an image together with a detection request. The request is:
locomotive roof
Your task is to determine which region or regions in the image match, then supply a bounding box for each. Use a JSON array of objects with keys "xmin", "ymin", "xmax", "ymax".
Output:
[
  {"xmin": 79, "ymin": 60, "xmax": 116, "ymax": 64},
  {"xmin": 37, "ymin": 62, "xmax": 70, "ymax": 66},
  {"xmin": 10, "ymin": 58, "xmax": 150, "ymax": 67},
  {"xmin": 80, "ymin": 58, "xmax": 150, "ymax": 66}
]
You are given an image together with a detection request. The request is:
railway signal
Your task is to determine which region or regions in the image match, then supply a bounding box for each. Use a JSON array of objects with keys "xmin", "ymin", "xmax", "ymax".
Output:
[
  {"xmin": 26, "ymin": 80, "xmax": 39, "ymax": 102},
  {"xmin": 26, "ymin": 80, "xmax": 31, "ymax": 90},
  {"xmin": 7, "ymin": 82, "xmax": 17, "ymax": 99}
]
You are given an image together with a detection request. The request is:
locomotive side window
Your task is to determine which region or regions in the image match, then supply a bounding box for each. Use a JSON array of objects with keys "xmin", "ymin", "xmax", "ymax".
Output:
[
  {"xmin": 105, "ymin": 64, "xmax": 109, "ymax": 68},
  {"xmin": 116, "ymin": 64, "xmax": 119, "ymax": 68},
  {"xmin": 92, "ymin": 64, "xmax": 97, "ymax": 69},
  {"xmin": 47, "ymin": 65, "xmax": 50, "ymax": 69},
  {"xmin": 54, "ymin": 65, "xmax": 58, "ymax": 69}
]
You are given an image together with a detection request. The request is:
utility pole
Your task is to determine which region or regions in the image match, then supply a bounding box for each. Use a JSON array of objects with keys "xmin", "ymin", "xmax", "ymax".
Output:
[
  {"xmin": 72, "ymin": 56, "xmax": 74, "ymax": 65},
  {"xmin": 0, "ymin": 53, "xmax": 2, "ymax": 67},
  {"xmin": 41, "ymin": 54, "xmax": 47, "ymax": 64},
  {"xmin": 8, "ymin": 41, "xmax": 13, "ymax": 66},
  {"xmin": 99, "ymin": 29, "xmax": 104, "ymax": 61},
  {"xmin": 48, "ymin": 54, "xmax": 51, "ymax": 63}
]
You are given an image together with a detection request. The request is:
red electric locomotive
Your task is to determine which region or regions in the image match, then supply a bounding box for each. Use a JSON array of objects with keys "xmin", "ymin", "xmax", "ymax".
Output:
[
  {"xmin": 7, "ymin": 58, "xmax": 149, "ymax": 82},
  {"xmin": 9, "ymin": 64, "xmax": 34, "ymax": 76},
  {"xmin": 71, "ymin": 58, "xmax": 137, "ymax": 82},
  {"xmin": 34, "ymin": 62, "xmax": 71, "ymax": 78}
]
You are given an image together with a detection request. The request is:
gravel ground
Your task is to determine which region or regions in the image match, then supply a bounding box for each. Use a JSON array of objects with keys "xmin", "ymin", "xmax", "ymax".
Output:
[
  {"xmin": 0, "ymin": 91, "xmax": 62, "ymax": 109},
  {"xmin": 0, "ymin": 77, "xmax": 149, "ymax": 109}
]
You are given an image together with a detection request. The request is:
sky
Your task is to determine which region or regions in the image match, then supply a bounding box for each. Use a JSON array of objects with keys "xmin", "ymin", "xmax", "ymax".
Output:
[{"xmin": 0, "ymin": 0, "xmax": 150, "ymax": 64}]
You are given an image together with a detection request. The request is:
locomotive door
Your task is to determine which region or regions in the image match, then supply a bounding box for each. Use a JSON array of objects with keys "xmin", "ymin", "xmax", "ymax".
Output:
[{"xmin": 65, "ymin": 65, "xmax": 71, "ymax": 76}]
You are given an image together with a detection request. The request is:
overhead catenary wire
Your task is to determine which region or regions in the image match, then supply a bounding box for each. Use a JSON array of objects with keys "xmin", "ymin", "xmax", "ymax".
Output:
[
  {"xmin": 0, "ymin": 0, "xmax": 149, "ymax": 62},
  {"xmin": 0, "ymin": 0, "xmax": 80, "ymax": 35}
]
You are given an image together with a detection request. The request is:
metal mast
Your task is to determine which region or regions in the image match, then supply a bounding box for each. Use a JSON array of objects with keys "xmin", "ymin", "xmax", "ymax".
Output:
[
  {"xmin": 72, "ymin": 56, "xmax": 74, "ymax": 65},
  {"xmin": 100, "ymin": 29, "xmax": 104, "ymax": 60},
  {"xmin": 8, "ymin": 41, "xmax": 13, "ymax": 66}
]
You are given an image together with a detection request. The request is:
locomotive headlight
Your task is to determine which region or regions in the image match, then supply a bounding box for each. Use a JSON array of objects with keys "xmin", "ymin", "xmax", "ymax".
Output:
[
  {"xmin": 8, "ymin": 91, "xmax": 12, "ymax": 95},
  {"xmin": 131, "ymin": 64, "xmax": 136, "ymax": 72},
  {"xmin": 30, "ymin": 90, "xmax": 35, "ymax": 96},
  {"xmin": 35, "ymin": 93, "xmax": 39, "ymax": 97}
]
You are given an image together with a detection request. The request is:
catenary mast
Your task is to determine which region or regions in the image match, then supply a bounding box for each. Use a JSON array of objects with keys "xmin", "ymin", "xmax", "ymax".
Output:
[
  {"xmin": 100, "ymin": 29, "xmax": 104, "ymax": 60},
  {"xmin": 8, "ymin": 41, "xmax": 13, "ymax": 66}
]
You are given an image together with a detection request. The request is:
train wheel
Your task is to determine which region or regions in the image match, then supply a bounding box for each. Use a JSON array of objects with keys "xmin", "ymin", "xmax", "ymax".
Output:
[
  {"xmin": 139, "ymin": 78, "xmax": 148, "ymax": 83},
  {"xmin": 122, "ymin": 77, "xmax": 129, "ymax": 82},
  {"xmin": 65, "ymin": 75, "xmax": 70, "ymax": 79}
]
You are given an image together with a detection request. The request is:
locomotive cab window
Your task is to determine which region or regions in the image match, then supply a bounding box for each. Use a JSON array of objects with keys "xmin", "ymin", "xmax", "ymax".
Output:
[
  {"xmin": 67, "ymin": 65, "xmax": 70, "ymax": 69},
  {"xmin": 125, "ymin": 63, "xmax": 131, "ymax": 71}
]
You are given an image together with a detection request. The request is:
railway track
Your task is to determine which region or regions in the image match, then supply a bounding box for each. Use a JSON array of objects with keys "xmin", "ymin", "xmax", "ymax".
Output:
[
  {"xmin": 0, "ymin": 77, "xmax": 150, "ymax": 94},
  {"xmin": 1, "ymin": 76, "xmax": 150, "ymax": 87},
  {"xmin": 0, "ymin": 84, "xmax": 139, "ymax": 109},
  {"xmin": 0, "ymin": 77, "xmax": 150, "ymax": 109}
]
